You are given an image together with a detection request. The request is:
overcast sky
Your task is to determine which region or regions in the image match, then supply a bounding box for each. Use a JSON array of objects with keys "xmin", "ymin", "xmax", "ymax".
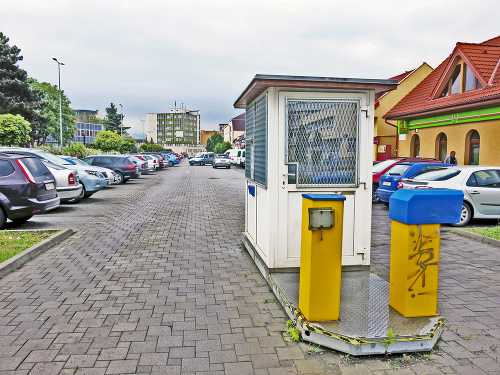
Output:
[{"xmin": 3, "ymin": 0, "xmax": 499, "ymax": 137}]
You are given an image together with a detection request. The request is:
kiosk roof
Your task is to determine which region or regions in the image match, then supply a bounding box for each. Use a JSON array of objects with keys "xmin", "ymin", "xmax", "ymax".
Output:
[{"xmin": 234, "ymin": 74, "xmax": 398, "ymax": 109}]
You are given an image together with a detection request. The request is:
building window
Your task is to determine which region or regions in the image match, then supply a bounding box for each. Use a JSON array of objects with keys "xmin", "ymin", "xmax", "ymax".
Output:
[
  {"xmin": 439, "ymin": 62, "xmax": 482, "ymax": 97},
  {"xmin": 437, "ymin": 133, "xmax": 447, "ymax": 161},
  {"xmin": 469, "ymin": 130, "xmax": 480, "ymax": 165},
  {"xmin": 411, "ymin": 134, "xmax": 420, "ymax": 157}
]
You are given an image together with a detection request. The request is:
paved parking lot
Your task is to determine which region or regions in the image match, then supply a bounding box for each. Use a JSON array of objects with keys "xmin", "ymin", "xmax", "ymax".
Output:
[{"xmin": 0, "ymin": 160, "xmax": 499, "ymax": 374}]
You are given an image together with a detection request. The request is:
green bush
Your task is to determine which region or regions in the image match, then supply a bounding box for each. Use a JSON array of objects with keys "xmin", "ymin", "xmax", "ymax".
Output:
[{"xmin": 62, "ymin": 142, "xmax": 93, "ymax": 158}]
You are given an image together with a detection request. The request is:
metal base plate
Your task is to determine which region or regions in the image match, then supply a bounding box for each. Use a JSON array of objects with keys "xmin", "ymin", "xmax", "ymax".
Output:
[{"xmin": 270, "ymin": 271, "xmax": 443, "ymax": 356}]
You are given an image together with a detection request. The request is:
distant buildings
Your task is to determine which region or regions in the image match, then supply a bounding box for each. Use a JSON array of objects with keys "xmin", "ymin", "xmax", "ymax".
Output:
[
  {"xmin": 73, "ymin": 110, "xmax": 104, "ymax": 145},
  {"xmin": 146, "ymin": 108, "xmax": 201, "ymax": 146},
  {"xmin": 223, "ymin": 113, "xmax": 245, "ymax": 147}
]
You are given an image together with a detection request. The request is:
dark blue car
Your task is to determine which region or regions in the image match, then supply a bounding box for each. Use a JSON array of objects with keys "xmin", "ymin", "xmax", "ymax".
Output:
[{"xmin": 376, "ymin": 162, "xmax": 453, "ymax": 204}]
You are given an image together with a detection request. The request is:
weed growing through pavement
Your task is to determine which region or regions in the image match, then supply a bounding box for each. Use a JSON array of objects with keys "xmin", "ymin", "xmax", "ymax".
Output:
[{"xmin": 284, "ymin": 320, "xmax": 301, "ymax": 342}]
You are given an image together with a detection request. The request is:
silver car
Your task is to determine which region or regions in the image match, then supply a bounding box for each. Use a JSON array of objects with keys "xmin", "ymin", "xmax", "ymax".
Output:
[
  {"xmin": 43, "ymin": 162, "xmax": 83, "ymax": 203},
  {"xmin": 400, "ymin": 165, "xmax": 500, "ymax": 226},
  {"xmin": 212, "ymin": 154, "xmax": 231, "ymax": 169}
]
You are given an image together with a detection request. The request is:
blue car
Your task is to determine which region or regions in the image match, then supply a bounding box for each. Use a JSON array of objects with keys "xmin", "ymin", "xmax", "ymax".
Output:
[{"xmin": 376, "ymin": 162, "xmax": 453, "ymax": 204}]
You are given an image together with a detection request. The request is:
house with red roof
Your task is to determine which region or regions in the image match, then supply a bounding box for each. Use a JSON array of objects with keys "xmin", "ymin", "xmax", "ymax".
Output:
[
  {"xmin": 374, "ymin": 63, "xmax": 433, "ymax": 161},
  {"xmin": 385, "ymin": 35, "xmax": 500, "ymax": 166}
]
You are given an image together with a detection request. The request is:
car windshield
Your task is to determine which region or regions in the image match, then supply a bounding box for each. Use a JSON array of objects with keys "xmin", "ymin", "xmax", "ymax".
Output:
[
  {"xmin": 67, "ymin": 158, "xmax": 89, "ymax": 166},
  {"xmin": 372, "ymin": 159, "xmax": 397, "ymax": 173},
  {"xmin": 411, "ymin": 168, "xmax": 461, "ymax": 181},
  {"xmin": 384, "ymin": 164, "xmax": 411, "ymax": 176},
  {"xmin": 217, "ymin": 155, "xmax": 228, "ymax": 159},
  {"xmin": 37, "ymin": 150, "xmax": 76, "ymax": 166},
  {"xmin": 194, "ymin": 152, "xmax": 204, "ymax": 158}
]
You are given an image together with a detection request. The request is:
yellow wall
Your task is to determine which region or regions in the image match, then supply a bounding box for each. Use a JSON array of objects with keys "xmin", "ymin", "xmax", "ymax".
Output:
[
  {"xmin": 374, "ymin": 63, "xmax": 433, "ymax": 160},
  {"xmin": 397, "ymin": 119, "xmax": 500, "ymax": 166},
  {"xmin": 200, "ymin": 130, "xmax": 216, "ymax": 146}
]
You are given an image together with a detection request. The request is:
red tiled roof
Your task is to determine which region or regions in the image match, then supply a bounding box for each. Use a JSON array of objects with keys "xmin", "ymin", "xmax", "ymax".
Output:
[{"xmin": 385, "ymin": 36, "xmax": 500, "ymax": 119}]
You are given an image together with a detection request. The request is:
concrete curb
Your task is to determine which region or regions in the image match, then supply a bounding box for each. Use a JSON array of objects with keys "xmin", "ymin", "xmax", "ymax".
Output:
[
  {"xmin": 449, "ymin": 228, "xmax": 500, "ymax": 248},
  {"xmin": 0, "ymin": 229, "xmax": 74, "ymax": 279}
]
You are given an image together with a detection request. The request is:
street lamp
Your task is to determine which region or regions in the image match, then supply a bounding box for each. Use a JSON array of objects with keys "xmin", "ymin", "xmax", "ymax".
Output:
[
  {"xmin": 53, "ymin": 58, "xmax": 65, "ymax": 147},
  {"xmin": 119, "ymin": 103, "xmax": 123, "ymax": 136}
]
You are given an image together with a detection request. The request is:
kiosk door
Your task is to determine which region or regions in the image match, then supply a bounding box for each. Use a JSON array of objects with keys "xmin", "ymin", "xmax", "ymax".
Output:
[{"xmin": 276, "ymin": 94, "xmax": 367, "ymax": 268}]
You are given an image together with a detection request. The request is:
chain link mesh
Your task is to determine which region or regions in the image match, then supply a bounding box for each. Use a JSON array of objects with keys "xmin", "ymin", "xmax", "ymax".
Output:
[{"xmin": 286, "ymin": 99, "xmax": 360, "ymax": 187}]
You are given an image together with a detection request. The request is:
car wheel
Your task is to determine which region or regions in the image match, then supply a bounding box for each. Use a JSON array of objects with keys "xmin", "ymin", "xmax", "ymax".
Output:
[
  {"xmin": 0, "ymin": 208, "xmax": 7, "ymax": 230},
  {"xmin": 372, "ymin": 186, "xmax": 380, "ymax": 203},
  {"xmin": 227, "ymin": 166, "xmax": 230, "ymax": 169},
  {"xmin": 201, "ymin": 161, "xmax": 204, "ymax": 166},
  {"xmin": 11, "ymin": 215, "xmax": 33, "ymax": 225},
  {"xmin": 450, "ymin": 201, "xmax": 472, "ymax": 227},
  {"xmin": 68, "ymin": 183, "xmax": 85, "ymax": 203},
  {"xmin": 115, "ymin": 172, "xmax": 125, "ymax": 184}
]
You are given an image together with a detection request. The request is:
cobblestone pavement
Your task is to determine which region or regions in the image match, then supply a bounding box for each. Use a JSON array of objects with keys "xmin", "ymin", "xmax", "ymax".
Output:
[{"xmin": 0, "ymin": 160, "xmax": 499, "ymax": 374}]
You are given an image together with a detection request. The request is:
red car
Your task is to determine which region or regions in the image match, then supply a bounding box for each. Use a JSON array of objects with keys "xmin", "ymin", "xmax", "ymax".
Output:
[{"xmin": 372, "ymin": 157, "xmax": 440, "ymax": 202}]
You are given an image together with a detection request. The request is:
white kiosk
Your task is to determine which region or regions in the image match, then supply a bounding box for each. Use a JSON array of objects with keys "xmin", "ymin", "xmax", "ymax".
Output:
[{"xmin": 235, "ymin": 75, "xmax": 445, "ymax": 355}]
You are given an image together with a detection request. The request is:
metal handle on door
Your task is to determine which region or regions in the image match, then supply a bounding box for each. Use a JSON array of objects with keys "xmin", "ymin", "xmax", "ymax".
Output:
[{"xmin": 470, "ymin": 191, "xmax": 480, "ymax": 195}]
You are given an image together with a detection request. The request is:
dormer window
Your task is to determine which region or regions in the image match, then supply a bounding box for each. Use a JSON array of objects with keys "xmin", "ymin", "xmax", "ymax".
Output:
[{"xmin": 439, "ymin": 62, "xmax": 483, "ymax": 97}]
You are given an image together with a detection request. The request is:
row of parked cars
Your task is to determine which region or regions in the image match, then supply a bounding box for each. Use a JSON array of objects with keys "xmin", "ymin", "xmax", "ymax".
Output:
[
  {"xmin": 373, "ymin": 157, "xmax": 500, "ymax": 226},
  {"xmin": 0, "ymin": 148, "xmax": 181, "ymax": 229},
  {"xmin": 188, "ymin": 149, "xmax": 246, "ymax": 168}
]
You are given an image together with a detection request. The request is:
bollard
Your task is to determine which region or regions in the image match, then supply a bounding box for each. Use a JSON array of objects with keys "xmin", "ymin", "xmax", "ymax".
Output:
[
  {"xmin": 299, "ymin": 194, "xmax": 345, "ymax": 321},
  {"xmin": 388, "ymin": 188, "xmax": 463, "ymax": 317}
]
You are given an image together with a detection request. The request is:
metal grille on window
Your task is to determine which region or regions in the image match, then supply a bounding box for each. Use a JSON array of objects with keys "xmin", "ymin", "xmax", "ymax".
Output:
[
  {"xmin": 246, "ymin": 93, "xmax": 268, "ymax": 186},
  {"xmin": 286, "ymin": 99, "xmax": 359, "ymax": 187}
]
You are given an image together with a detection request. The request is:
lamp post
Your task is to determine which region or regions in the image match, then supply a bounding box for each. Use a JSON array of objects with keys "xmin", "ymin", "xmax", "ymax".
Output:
[
  {"xmin": 119, "ymin": 103, "xmax": 123, "ymax": 136},
  {"xmin": 140, "ymin": 119, "xmax": 145, "ymax": 141},
  {"xmin": 53, "ymin": 58, "xmax": 65, "ymax": 147}
]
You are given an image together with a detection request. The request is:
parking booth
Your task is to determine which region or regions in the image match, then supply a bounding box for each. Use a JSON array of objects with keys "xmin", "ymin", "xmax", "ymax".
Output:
[{"xmin": 234, "ymin": 74, "xmax": 451, "ymax": 355}]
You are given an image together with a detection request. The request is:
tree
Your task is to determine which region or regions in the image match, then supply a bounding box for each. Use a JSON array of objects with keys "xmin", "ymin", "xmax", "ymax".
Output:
[
  {"xmin": 206, "ymin": 132, "xmax": 224, "ymax": 152},
  {"xmin": 94, "ymin": 130, "xmax": 122, "ymax": 152},
  {"xmin": 214, "ymin": 141, "xmax": 232, "ymax": 154},
  {"xmin": 29, "ymin": 79, "xmax": 76, "ymax": 145},
  {"xmin": 0, "ymin": 114, "xmax": 31, "ymax": 145},
  {"xmin": 0, "ymin": 32, "xmax": 46, "ymax": 145},
  {"xmin": 103, "ymin": 103, "xmax": 130, "ymax": 135},
  {"xmin": 119, "ymin": 137, "xmax": 136, "ymax": 154}
]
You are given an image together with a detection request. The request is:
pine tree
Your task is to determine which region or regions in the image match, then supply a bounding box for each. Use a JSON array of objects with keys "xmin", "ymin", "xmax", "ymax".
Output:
[
  {"xmin": 0, "ymin": 32, "xmax": 47, "ymax": 144},
  {"xmin": 103, "ymin": 103, "xmax": 130, "ymax": 135}
]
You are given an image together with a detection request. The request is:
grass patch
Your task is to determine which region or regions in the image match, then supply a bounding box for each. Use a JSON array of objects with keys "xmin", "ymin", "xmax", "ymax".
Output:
[
  {"xmin": 0, "ymin": 231, "xmax": 53, "ymax": 263},
  {"xmin": 466, "ymin": 226, "xmax": 500, "ymax": 240}
]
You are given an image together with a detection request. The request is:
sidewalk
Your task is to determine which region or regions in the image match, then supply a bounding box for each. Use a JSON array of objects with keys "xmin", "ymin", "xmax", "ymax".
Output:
[{"xmin": 0, "ymin": 162, "xmax": 498, "ymax": 374}]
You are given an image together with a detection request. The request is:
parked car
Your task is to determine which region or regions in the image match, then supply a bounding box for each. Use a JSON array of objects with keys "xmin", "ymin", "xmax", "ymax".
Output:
[
  {"xmin": 132, "ymin": 155, "xmax": 155, "ymax": 172},
  {"xmin": 42, "ymin": 162, "xmax": 83, "ymax": 203},
  {"xmin": 161, "ymin": 153, "xmax": 179, "ymax": 167},
  {"xmin": 0, "ymin": 148, "xmax": 107, "ymax": 198},
  {"xmin": 81, "ymin": 155, "xmax": 140, "ymax": 184},
  {"xmin": 235, "ymin": 149, "xmax": 246, "ymax": 168},
  {"xmin": 128, "ymin": 155, "xmax": 150, "ymax": 175},
  {"xmin": 0, "ymin": 153, "xmax": 60, "ymax": 229},
  {"xmin": 399, "ymin": 165, "xmax": 500, "ymax": 226},
  {"xmin": 375, "ymin": 162, "xmax": 453, "ymax": 204},
  {"xmin": 189, "ymin": 152, "xmax": 215, "ymax": 166},
  {"xmin": 212, "ymin": 154, "xmax": 231, "ymax": 169},
  {"xmin": 372, "ymin": 157, "xmax": 441, "ymax": 202},
  {"xmin": 227, "ymin": 149, "xmax": 239, "ymax": 165},
  {"xmin": 141, "ymin": 152, "xmax": 166, "ymax": 169},
  {"xmin": 63, "ymin": 157, "xmax": 117, "ymax": 185}
]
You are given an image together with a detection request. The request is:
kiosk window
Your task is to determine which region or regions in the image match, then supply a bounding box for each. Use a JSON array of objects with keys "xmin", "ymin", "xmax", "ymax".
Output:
[{"xmin": 286, "ymin": 99, "xmax": 360, "ymax": 187}]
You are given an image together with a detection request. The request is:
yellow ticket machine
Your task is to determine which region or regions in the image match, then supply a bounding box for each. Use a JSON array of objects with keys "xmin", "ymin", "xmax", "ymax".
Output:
[{"xmin": 299, "ymin": 194, "xmax": 345, "ymax": 321}]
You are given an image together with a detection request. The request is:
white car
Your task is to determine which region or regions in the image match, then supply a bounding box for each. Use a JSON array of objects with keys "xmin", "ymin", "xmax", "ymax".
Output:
[
  {"xmin": 399, "ymin": 165, "xmax": 500, "ymax": 226},
  {"xmin": 43, "ymin": 162, "xmax": 83, "ymax": 203}
]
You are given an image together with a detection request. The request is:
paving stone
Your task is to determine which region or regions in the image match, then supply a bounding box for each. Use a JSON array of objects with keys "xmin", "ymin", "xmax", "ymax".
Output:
[{"xmin": 0, "ymin": 162, "xmax": 498, "ymax": 374}]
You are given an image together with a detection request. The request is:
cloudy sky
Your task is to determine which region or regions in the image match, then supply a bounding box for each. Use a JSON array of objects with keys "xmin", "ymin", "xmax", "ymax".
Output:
[{"xmin": 3, "ymin": 0, "xmax": 499, "ymax": 137}]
